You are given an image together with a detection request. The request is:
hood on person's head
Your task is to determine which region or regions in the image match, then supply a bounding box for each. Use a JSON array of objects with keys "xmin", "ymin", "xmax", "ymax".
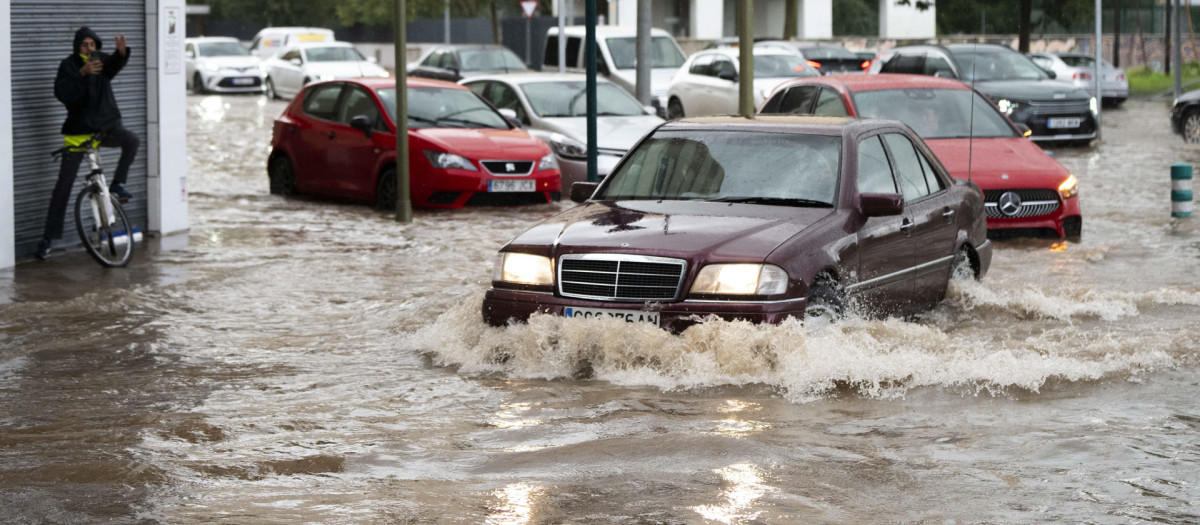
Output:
[{"xmin": 74, "ymin": 26, "xmax": 102, "ymax": 54}]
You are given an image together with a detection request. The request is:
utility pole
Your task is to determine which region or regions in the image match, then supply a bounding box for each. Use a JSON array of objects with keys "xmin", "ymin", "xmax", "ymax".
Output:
[
  {"xmin": 1095, "ymin": 0, "xmax": 1103, "ymax": 142},
  {"xmin": 738, "ymin": 0, "xmax": 754, "ymax": 117},
  {"xmin": 1174, "ymin": 0, "xmax": 1183, "ymax": 99},
  {"xmin": 635, "ymin": 0, "xmax": 651, "ymax": 105},
  {"xmin": 394, "ymin": 0, "xmax": 412, "ymax": 223},
  {"xmin": 586, "ymin": 0, "xmax": 598, "ymax": 182},
  {"xmin": 444, "ymin": 0, "xmax": 450, "ymax": 44}
]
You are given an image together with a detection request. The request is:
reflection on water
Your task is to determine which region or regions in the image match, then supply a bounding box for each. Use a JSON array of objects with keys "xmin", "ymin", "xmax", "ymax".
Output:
[
  {"xmin": 485, "ymin": 483, "xmax": 544, "ymax": 525},
  {"xmin": 693, "ymin": 463, "xmax": 771, "ymax": 523}
]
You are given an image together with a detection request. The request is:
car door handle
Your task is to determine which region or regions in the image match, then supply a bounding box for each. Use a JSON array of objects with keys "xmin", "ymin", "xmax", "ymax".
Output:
[
  {"xmin": 900, "ymin": 219, "xmax": 914, "ymax": 234},
  {"xmin": 942, "ymin": 209, "xmax": 955, "ymax": 221},
  {"xmin": 326, "ymin": 131, "xmax": 336, "ymax": 139}
]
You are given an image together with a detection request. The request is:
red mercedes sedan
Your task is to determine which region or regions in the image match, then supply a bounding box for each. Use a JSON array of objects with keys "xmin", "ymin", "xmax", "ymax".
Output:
[
  {"xmin": 268, "ymin": 77, "xmax": 561, "ymax": 209},
  {"xmin": 760, "ymin": 74, "xmax": 1082, "ymax": 238}
]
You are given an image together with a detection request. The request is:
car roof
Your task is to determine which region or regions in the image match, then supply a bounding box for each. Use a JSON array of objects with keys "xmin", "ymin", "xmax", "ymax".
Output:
[
  {"xmin": 945, "ymin": 43, "xmax": 1019, "ymax": 53},
  {"xmin": 350, "ymin": 77, "xmax": 465, "ymax": 90},
  {"xmin": 186, "ymin": 36, "xmax": 239, "ymax": 42},
  {"xmin": 255, "ymin": 27, "xmax": 333, "ymax": 34},
  {"xmin": 693, "ymin": 47, "xmax": 804, "ymax": 59},
  {"xmin": 431, "ymin": 44, "xmax": 514, "ymax": 51},
  {"xmin": 549, "ymin": 25, "xmax": 671, "ymax": 37},
  {"xmin": 460, "ymin": 72, "xmax": 615, "ymax": 85},
  {"xmin": 812, "ymin": 73, "xmax": 971, "ymax": 93},
  {"xmin": 661, "ymin": 114, "xmax": 903, "ymax": 137},
  {"xmin": 291, "ymin": 41, "xmax": 354, "ymax": 49}
]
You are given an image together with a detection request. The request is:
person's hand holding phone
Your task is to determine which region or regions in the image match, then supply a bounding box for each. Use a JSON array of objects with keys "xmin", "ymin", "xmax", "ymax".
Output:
[{"xmin": 81, "ymin": 55, "xmax": 103, "ymax": 76}]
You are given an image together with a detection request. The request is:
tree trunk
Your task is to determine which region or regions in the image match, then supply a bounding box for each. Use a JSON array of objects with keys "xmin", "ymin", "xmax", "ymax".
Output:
[
  {"xmin": 784, "ymin": 0, "xmax": 798, "ymax": 40},
  {"xmin": 1019, "ymin": 0, "xmax": 1032, "ymax": 53},
  {"xmin": 1114, "ymin": 0, "xmax": 1121, "ymax": 67},
  {"xmin": 491, "ymin": 0, "xmax": 501, "ymax": 44},
  {"xmin": 1166, "ymin": 0, "xmax": 1172, "ymax": 74}
]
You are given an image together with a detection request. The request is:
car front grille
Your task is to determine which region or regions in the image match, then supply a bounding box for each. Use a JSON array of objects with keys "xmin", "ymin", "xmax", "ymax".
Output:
[
  {"xmin": 984, "ymin": 188, "xmax": 1061, "ymax": 218},
  {"xmin": 559, "ymin": 254, "xmax": 686, "ymax": 302},
  {"xmin": 481, "ymin": 160, "xmax": 534, "ymax": 176}
]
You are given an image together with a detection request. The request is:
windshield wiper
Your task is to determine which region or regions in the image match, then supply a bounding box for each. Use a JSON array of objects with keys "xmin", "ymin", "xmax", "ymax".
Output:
[
  {"xmin": 437, "ymin": 117, "xmax": 503, "ymax": 129},
  {"xmin": 707, "ymin": 196, "xmax": 833, "ymax": 207},
  {"xmin": 407, "ymin": 115, "xmax": 438, "ymax": 125}
]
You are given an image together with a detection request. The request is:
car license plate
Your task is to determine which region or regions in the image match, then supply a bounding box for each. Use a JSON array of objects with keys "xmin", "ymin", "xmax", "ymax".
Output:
[
  {"xmin": 488, "ymin": 179, "xmax": 535, "ymax": 192},
  {"xmin": 232, "ymin": 77, "xmax": 255, "ymax": 85},
  {"xmin": 564, "ymin": 307, "xmax": 660, "ymax": 325},
  {"xmin": 1047, "ymin": 117, "xmax": 1082, "ymax": 129}
]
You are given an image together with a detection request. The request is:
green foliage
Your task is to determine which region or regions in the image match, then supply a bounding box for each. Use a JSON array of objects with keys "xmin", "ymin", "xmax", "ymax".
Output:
[
  {"xmin": 833, "ymin": 0, "xmax": 878, "ymax": 36},
  {"xmin": 205, "ymin": 0, "xmax": 527, "ymax": 28},
  {"xmin": 1125, "ymin": 62, "xmax": 1200, "ymax": 96}
]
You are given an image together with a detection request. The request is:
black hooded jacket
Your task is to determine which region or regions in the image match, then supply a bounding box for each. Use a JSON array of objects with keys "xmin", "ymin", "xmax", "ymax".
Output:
[{"xmin": 54, "ymin": 27, "xmax": 132, "ymax": 135}]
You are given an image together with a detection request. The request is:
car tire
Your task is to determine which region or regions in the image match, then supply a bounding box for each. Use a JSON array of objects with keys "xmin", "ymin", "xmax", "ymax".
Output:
[
  {"xmin": 1184, "ymin": 109, "xmax": 1200, "ymax": 144},
  {"xmin": 804, "ymin": 277, "xmax": 844, "ymax": 326},
  {"xmin": 375, "ymin": 166, "xmax": 397, "ymax": 211},
  {"xmin": 1062, "ymin": 216, "xmax": 1082, "ymax": 241},
  {"xmin": 192, "ymin": 72, "xmax": 206, "ymax": 95},
  {"xmin": 268, "ymin": 153, "xmax": 297, "ymax": 196},
  {"xmin": 265, "ymin": 77, "xmax": 278, "ymax": 100},
  {"xmin": 667, "ymin": 98, "xmax": 685, "ymax": 120}
]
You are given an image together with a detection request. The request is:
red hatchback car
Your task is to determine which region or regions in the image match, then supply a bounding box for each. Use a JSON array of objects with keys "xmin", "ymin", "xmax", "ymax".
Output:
[
  {"xmin": 269, "ymin": 77, "xmax": 561, "ymax": 208},
  {"xmin": 760, "ymin": 74, "xmax": 1082, "ymax": 238}
]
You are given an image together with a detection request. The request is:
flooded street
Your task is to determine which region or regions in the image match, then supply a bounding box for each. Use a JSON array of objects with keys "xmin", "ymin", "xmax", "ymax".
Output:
[{"xmin": 2, "ymin": 92, "xmax": 1199, "ymax": 523}]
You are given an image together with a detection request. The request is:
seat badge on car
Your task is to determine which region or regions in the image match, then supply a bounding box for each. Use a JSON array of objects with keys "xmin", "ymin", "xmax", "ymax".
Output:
[
  {"xmin": 998, "ymin": 191, "xmax": 1023, "ymax": 216},
  {"xmin": 506, "ymin": 162, "xmax": 516, "ymax": 172}
]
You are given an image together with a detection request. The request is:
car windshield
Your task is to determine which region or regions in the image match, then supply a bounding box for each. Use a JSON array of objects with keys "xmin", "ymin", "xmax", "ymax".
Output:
[
  {"xmin": 306, "ymin": 46, "xmax": 366, "ymax": 63},
  {"xmin": 950, "ymin": 48, "xmax": 1047, "ymax": 81},
  {"xmin": 377, "ymin": 87, "xmax": 508, "ymax": 130},
  {"xmin": 458, "ymin": 48, "xmax": 528, "ymax": 72},
  {"xmin": 520, "ymin": 81, "xmax": 646, "ymax": 117},
  {"xmin": 798, "ymin": 46, "xmax": 858, "ymax": 59},
  {"xmin": 852, "ymin": 88, "xmax": 1016, "ymax": 140},
  {"xmin": 199, "ymin": 42, "xmax": 249, "ymax": 57},
  {"xmin": 597, "ymin": 130, "xmax": 840, "ymax": 206},
  {"xmin": 755, "ymin": 53, "xmax": 819, "ymax": 78},
  {"xmin": 606, "ymin": 36, "xmax": 687, "ymax": 69}
]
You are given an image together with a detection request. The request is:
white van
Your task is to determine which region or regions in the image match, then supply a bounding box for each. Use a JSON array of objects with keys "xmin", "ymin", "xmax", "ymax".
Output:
[
  {"xmin": 543, "ymin": 26, "xmax": 687, "ymax": 117},
  {"xmin": 248, "ymin": 27, "xmax": 335, "ymax": 59}
]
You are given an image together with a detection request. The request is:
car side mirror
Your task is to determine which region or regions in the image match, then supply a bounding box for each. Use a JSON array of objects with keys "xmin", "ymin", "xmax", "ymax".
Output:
[
  {"xmin": 1044, "ymin": 70, "xmax": 1057, "ymax": 79},
  {"xmin": 289, "ymin": 58, "xmax": 302, "ymax": 67},
  {"xmin": 860, "ymin": 192, "xmax": 904, "ymax": 217},
  {"xmin": 1015, "ymin": 123, "xmax": 1032, "ymax": 137},
  {"xmin": 718, "ymin": 70, "xmax": 738, "ymax": 82},
  {"xmin": 933, "ymin": 70, "xmax": 957, "ymax": 79},
  {"xmin": 596, "ymin": 59, "xmax": 610, "ymax": 75},
  {"xmin": 350, "ymin": 115, "xmax": 374, "ymax": 137},
  {"xmin": 497, "ymin": 108, "xmax": 522, "ymax": 128},
  {"xmin": 185, "ymin": 50, "xmax": 195, "ymax": 59},
  {"xmin": 570, "ymin": 181, "xmax": 598, "ymax": 203}
]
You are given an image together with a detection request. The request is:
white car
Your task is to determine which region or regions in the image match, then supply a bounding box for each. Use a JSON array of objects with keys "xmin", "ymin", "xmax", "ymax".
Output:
[
  {"xmin": 248, "ymin": 26, "xmax": 334, "ymax": 60},
  {"xmin": 263, "ymin": 42, "xmax": 389, "ymax": 100},
  {"xmin": 184, "ymin": 37, "xmax": 265, "ymax": 94},
  {"xmin": 1028, "ymin": 52, "xmax": 1128, "ymax": 107},
  {"xmin": 666, "ymin": 48, "xmax": 820, "ymax": 119},
  {"xmin": 462, "ymin": 72, "xmax": 664, "ymax": 186}
]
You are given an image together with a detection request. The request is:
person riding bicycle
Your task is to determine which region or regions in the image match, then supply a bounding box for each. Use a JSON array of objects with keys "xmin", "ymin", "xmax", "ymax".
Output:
[{"xmin": 36, "ymin": 27, "xmax": 138, "ymax": 260}]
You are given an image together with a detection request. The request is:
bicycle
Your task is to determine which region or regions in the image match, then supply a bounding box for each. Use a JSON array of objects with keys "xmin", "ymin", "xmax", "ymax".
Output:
[{"xmin": 51, "ymin": 133, "xmax": 135, "ymax": 267}]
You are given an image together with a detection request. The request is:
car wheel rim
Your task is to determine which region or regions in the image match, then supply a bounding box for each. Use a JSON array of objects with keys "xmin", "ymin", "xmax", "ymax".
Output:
[{"xmin": 1186, "ymin": 115, "xmax": 1200, "ymax": 143}]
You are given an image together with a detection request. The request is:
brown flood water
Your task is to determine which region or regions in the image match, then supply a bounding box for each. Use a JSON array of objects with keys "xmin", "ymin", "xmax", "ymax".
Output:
[{"xmin": 1, "ymin": 94, "xmax": 1198, "ymax": 523}]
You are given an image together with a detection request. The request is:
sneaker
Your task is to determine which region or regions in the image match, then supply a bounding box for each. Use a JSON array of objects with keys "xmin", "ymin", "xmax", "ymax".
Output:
[
  {"xmin": 110, "ymin": 184, "xmax": 132, "ymax": 202},
  {"xmin": 35, "ymin": 238, "xmax": 51, "ymax": 260}
]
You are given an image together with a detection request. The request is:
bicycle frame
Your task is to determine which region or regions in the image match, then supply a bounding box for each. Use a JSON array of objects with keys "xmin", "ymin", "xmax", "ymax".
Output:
[{"xmin": 82, "ymin": 140, "xmax": 114, "ymax": 233}]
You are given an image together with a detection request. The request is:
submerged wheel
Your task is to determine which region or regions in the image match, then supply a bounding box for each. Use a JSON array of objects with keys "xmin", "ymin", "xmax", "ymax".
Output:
[
  {"xmin": 1184, "ymin": 110, "xmax": 1200, "ymax": 144},
  {"xmin": 804, "ymin": 277, "xmax": 844, "ymax": 325},
  {"xmin": 667, "ymin": 98, "xmax": 685, "ymax": 120},
  {"xmin": 265, "ymin": 77, "xmax": 278, "ymax": 100},
  {"xmin": 74, "ymin": 188, "xmax": 134, "ymax": 268},
  {"xmin": 374, "ymin": 166, "xmax": 397, "ymax": 211},
  {"xmin": 192, "ymin": 72, "xmax": 206, "ymax": 95},
  {"xmin": 268, "ymin": 154, "xmax": 296, "ymax": 196},
  {"xmin": 951, "ymin": 246, "xmax": 978, "ymax": 281}
]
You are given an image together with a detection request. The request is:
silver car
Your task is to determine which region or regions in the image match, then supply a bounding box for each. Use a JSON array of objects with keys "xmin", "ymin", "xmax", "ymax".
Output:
[
  {"xmin": 1028, "ymin": 52, "xmax": 1128, "ymax": 107},
  {"xmin": 462, "ymin": 73, "xmax": 664, "ymax": 187}
]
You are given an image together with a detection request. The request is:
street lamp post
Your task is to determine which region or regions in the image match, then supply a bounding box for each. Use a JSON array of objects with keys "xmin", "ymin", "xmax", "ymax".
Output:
[{"xmin": 394, "ymin": 0, "xmax": 412, "ymax": 223}]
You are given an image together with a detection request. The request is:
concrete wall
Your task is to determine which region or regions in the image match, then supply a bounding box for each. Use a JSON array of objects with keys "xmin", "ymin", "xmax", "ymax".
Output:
[
  {"xmin": 800, "ymin": 0, "xmax": 832, "ymax": 40},
  {"xmin": 1, "ymin": 0, "xmax": 12, "ymax": 268},
  {"xmin": 879, "ymin": 0, "xmax": 935, "ymax": 39}
]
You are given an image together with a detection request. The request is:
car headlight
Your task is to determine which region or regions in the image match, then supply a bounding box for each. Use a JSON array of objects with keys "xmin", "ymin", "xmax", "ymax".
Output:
[
  {"xmin": 1058, "ymin": 174, "xmax": 1078, "ymax": 199},
  {"xmin": 493, "ymin": 253, "xmax": 554, "ymax": 286},
  {"xmin": 204, "ymin": 62, "xmax": 220, "ymax": 72},
  {"xmin": 690, "ymin": 264, "xmax": 788, "ymax": 296},
  {"xmin": 538, "ymin": 152, "xmax": 558, "ymax": 171},
  {"xmin": 1089, "ymin": 96, "xmax": 1098, "ymax": 115},
  {"xmin": 996, "ymin": 98, "xmax": 1018, "ymax": 116},
  {"xmin": 549, "ymin": 133, "xmax": 587, "ymax": 160},
  {"xmin": 378, "ymin": 70, "xmax": 390, "ymax": 77},
  {"xmin": 424, "ymin": 150, "xmax": 477, "ymax": 171}
]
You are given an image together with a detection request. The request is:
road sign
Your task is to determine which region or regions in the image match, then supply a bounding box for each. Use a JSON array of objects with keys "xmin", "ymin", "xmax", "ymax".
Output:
[{"xmin": 521, "ymin": 0, "xmax": 537, "ymax": 18}]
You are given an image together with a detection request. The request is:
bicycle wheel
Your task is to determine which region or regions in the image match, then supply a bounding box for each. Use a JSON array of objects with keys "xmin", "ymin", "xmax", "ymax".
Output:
[{"xmin": 74, "ymin": 187, "xmax": 134, "ymax": 267}]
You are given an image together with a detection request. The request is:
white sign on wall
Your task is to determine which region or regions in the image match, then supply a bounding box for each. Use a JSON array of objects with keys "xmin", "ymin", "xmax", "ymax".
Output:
[{"xmin": 164, "ymin": 6, "xmax": 183, "ymax": 74}]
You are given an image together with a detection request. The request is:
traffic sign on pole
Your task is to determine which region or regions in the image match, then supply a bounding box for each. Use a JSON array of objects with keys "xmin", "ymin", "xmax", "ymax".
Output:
[{"xmin": 521, "ymin": 1, "xmax": 537, "ymax": 18}]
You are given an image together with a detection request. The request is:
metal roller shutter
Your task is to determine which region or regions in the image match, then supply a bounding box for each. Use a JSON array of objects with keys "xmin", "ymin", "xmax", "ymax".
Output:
[{"xmin": 10, "ymin": 0, "xmax": 147, "ymax": 257}]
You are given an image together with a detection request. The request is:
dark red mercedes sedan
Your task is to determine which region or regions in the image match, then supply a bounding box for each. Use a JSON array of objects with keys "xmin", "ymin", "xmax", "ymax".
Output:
[{"xmin": 482, "ymin": 115, "xmax": 992, "ymax": 332}]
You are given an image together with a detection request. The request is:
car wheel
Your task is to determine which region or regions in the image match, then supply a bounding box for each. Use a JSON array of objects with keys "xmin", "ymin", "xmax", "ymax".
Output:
[
  {"xmin": 192, "ymin": 72, "xmax": 206, "ymax": 95},
  {"xmin": 268, "ymin": 154, "xmax": 297, "ymax": 196},
  {"xmin": 804, "ymin": 277, "xmax": 844, "ymax": 326},
  {"xmin": 667, "ymin": 98, "xmax": 685, "ymax": 120},
  {"xmin": 1062, "ymin": 216, "xmax": 1082, "ymax": 241},
  {"xmin": 951, "ymin": 247, "xmax": 978, "ymax": 281},
  {"xmin": 1184, "ymin": 110, "xmax": 1200, "ymax": 144},
  {"xmin": 375, "ymin": 166, "xmax": 397, "ymax": 211},
  {"xmin": 265, "ymin": 77, "xmax": 278, "ymax": 100}
]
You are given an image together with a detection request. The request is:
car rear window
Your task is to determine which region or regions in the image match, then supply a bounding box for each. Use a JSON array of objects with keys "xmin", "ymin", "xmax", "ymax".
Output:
[{"xmin": 597, "ymin": 130, "xmax": 840, "ymax": 206}]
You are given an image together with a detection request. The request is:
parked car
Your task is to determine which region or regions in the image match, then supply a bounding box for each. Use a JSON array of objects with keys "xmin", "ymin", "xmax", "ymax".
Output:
[
  {"xmin": 868, "ymin": 44, "xmax": 1098, "ymax": 146},
  {"xmin": 666, "ymin": 47, "xmax": 818, "ymax": 119},
  {"xmin": 543, "ymin": 25, "xmax": 688, "ymax": 118},
  {"xmin": 263, "ymin": 42, "xmax": 389, "ymax": 100},
  {"xmin": 1170, "ymin": 89, "xmax": 1200, "ymax": 143},
  {"xmin": 268, "ymin": 77, "xmax": 561, "ymax": 209},
  {"xmin": 408, "ymin": 44, "xmax": 529, "ymax": 82},
  {"xmin": 481, "ymin": 115, "xmax": 991, "ymax": 332},
  {"xmin": 185, "ymin": 37, "xmax": 265, "ymax": 94},
  {"xmin": 760, "ymin": 74, "xmax": 1082, "ymax": 238},
  {"xmin": 248, "ymin": 26, "xmax": 334, "ymax": 59},
  {"xmin": 1027, "ymin": 52, "xmax": 1128, "ymax": 107},
  {"xmin": 755, "ymin": 41, "xmax": 871, "ymax": 74},
  {"xmin": 462, "ymin": 73, "xmax": 663, "ymax": 187}
]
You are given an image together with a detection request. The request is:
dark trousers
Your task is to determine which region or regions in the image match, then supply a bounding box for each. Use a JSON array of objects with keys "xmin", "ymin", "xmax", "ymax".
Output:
[{"xmin": 42, "ymin": 127, "xmax": 139, "ymax": 240}]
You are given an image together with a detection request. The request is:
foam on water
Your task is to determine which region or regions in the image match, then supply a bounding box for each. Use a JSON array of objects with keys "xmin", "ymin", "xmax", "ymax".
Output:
[{"xmin": 406, "ymin": 285, "xmax": 1191, "ymax": 403}]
